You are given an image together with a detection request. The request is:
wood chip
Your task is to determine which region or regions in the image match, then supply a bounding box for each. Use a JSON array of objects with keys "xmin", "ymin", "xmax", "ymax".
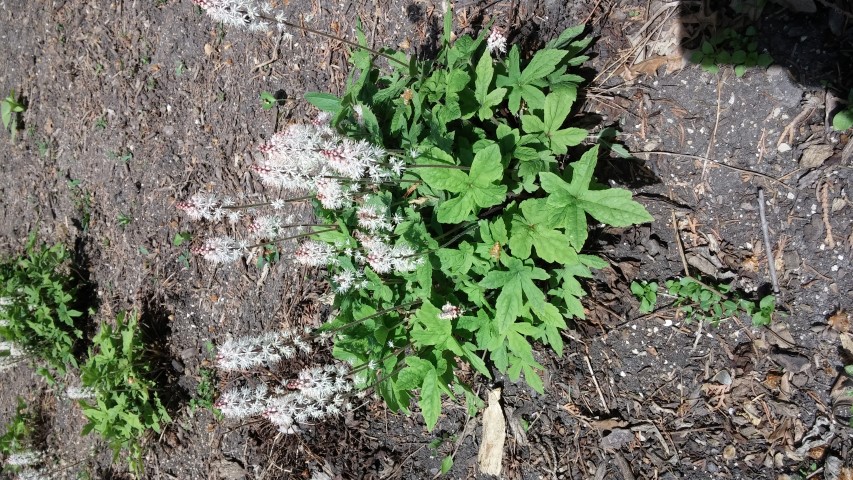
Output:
[
  {"xmin": 800, "ymin": 144, "xmax": 834, "ymax": 168},
  {"xmin": 478, "ymin": 388, "xmax": 505, "ymax": 476},
  {"xmin": 828, "ymin": 308, "xmax": 850, "ymax": 333}
]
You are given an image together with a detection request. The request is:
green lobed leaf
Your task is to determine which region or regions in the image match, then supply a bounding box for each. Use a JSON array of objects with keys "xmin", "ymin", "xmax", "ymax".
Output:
[
  {"xmin": 304, "ymin": 92, "xmax": 343, "ymax": 114},
  {"xmin": 411, "ymin": 302, "xmax": 452, "ymax": 347},
  {"xmin": 420, "ymin": 368, "xmax": 441, "ymax": 431},
  {"xmin": 580, "ymin": 188, "xmax": 655, "ymax": 226},
  {"xmin": 545, "ymin": 24, "xmax": 586, "ymax": 49},
  {"xmin": 833, "ymin": 109, "xmax": 853, "ymax": 131},
  {"xmin": 519, "ymin": 49, "xmax": 568, "ymax": 84}
]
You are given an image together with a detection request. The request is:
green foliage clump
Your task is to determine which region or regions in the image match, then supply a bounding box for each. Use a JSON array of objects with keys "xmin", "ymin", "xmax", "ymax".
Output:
[
  {"xmin": 302, "ymin": 20, "xmax": 653, "ymax": 430},
  {"xmin": 188, "ymin": 363, "xmax": 221, "ymax": 418},
  {"xmin": 832, "ymin": 89, "xmax": 853, "ymax": 131},
  {"xmin": 665, "ymin": 277, "xmax": 775, "ymax": 326},
  {"xmin": 1, "ymin": 90, "xmax": 25, "ymax": 142},
  {"xmin": 633, "ymin": 277, "xmax": 776, "ymax": 326},
  {"xmin": 0, "ymin": 234, "xmax": 83, "ymax": 377},
  {"xmin": 690, "ymin": 26, "xmax": 773, "ymax": 77},
  {"xmin": 630, "ymin": 280, "xmax": 658, "ymax": 314},
  {"xmin": 0, "ymin": 399, "xmax": 32, "ymax": 457},
  {"xmin": 78, "ymin": 310, "xmax": 171, "ymax": 475}
]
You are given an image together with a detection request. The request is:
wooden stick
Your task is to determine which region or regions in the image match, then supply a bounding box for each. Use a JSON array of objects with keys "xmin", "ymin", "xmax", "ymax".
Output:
[{"xmin": 758, "ymin": 188, "xmax": 780, "ymax": 294}]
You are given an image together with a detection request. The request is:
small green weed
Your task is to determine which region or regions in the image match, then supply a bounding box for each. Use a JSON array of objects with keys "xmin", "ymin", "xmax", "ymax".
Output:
[
  {"xmin": 0, "ymin": 399, "xmax": 32, "ymax": 456},
  {"xmin": 0, "ymin": 399, "xmax": 45, "ymax": 475},
  {"xmin": 691, "ymin": 26, "xmax": 773, "ymax": 77},
  {"xmin": 1, "ymin": 90, "xmax": 26, "ymax": 142},
  {"xmin": 630, "ymin": 280, "xmax": 658, "ymax": 314},
  {"xmin": 259, "ymin": 91, "xmax": 281, "ymax": 110},
  {"xmin": 107, "ymin": 150, "xmax": 133, "ymax": 163},
  {"xmin": 78, "ymin": 310, "xmax": 171, "ymax": 476},
  {"xmin": 67, "ymin": 179, "xmax": 93, "ymax": 231},
  {"xmin": 0, "ymin": 234, "xmax": 83, "ymax": 377},
  {"xmin": 665, "ymin": 277, "xmax": 775, "ymax": 326},
  {"xmin": 188, "ymin": 367, "xmax": 221, "ymax": 418},
  {"xmin": 117, "ymin": 213, "xmax": 132, "ymax": 229},
  {"xmin": 94, "ymin": 116, "xmax": 107, "ymax": 129},
  {"xmin": 255, "ymin": 244, "xmax": 280, "ymax": 268},
  {"xmin": 173, "ymin": 232, "xmax": 192, "ymax": 268},
  {"xmin": 832, "ymin": 89, "xmax": 853, "ymax": 131},
  {"xmin": 175, "ymin": 60, "xmax": 186, "ymax": 76},
  {"xmin": 37, "ymin": 138, "xmax": 50, "ymax": 157}
]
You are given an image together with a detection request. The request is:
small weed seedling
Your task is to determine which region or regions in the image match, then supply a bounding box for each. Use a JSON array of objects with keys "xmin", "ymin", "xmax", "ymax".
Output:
[
  {"xmin": 691, "ymin": 26, "xmax": 772, "ymax": 77},
  {"xmin": 255, "ymin": 244, "xmax": 280, "ymax": 269},
  {"xmin": 0, "ymin": 234, "xmax": 83, "ymax": 378},
  {"xmin": 172, "ymin": 232, "xmax": 192, "ymax": 268},
  {"xmin": 0, "ymin": 399, "xmax": 32, "ymax": 457},
  {"xmin": 107, "ymin": 150, "xmax": 133, "ymax": 163},
  {"xmin": 832, "ymin": 89, "xmax": 853, "ymax": 131},
  {"xmin": 0, "ymin": 399, "xmax": 48, "ymax": 477},
  {"xmin": 665, "ymin": 276, "xmax": 775, "ymax": 326},
  {"xmin": 1, "ymin": 90, "xmax": 26, "ymax": 142},
  {"xmin": 94, "ymin": 116, "xmax": 107, "ymax": 129},
  {"xmin": 259, "ymin": 91, "xmax": 281, "ymax": 110},
  {"xmin": 188, "ymin": 367, "xmax": 221, "ymax": 418},
  {"xmin": 78, "ymin": 310, "xmax": 171, "ymax": 475},
  {"xmin": 67, "ymin": 179, "xmax": 93, "ymax": 231},
  {"xmin": 37, "ymin": 138, "xmax": 51, "ymax": 157},
  {"xmin": 630, "ymin": 280, "xmax": 658, "ymax": 314},
  {"xmin": 117, "ymin": 213, "xmax": 132, "ymax": 229}
]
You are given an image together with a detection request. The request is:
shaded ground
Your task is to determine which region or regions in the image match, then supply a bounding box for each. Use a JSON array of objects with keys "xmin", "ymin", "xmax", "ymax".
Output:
[{"xmin": 0, "ymin": 0, "xmax": 852, "ymax": 479}]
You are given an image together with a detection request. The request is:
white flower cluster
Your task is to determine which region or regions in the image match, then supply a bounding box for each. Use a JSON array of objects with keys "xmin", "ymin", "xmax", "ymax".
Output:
[
  {"xmin": 193, "ymin": 0, "xmax": 296, "ymax": 35},
  {"xmin": 487, "ymin": 28, "xmax": 507, "ymax": 55},
  {"xmin": 191, "ymin": 236, "xmax": 248, "ymax": 264},
  {"xmin": 264, "ymin": 364, "xmax": 355, "ymax": 433},
  {"xmin": 356, "ymin": 232, "xmax": 423, "ymax": 274},
  {"xmin": 439, "ymin": 302, "xmax": 462, "ymax": 320},
  {"xmin": 5, "ymin": 450, "xmax": 43, "ymax": 468},
  {"xmin": 176, "ymin": 193, "xmax": 240, "ymax": 224},
  {"xmin": 330, "ymin": 268, "xmax": 369, "ymax": 293},
  {"xmin": 246, "ymin": 214, "xmax": 302, "ymax": 240},
  {"xmin": 3, "ymin": 448, "xmax": 49, "ymax": 480},
  {"xmin": 65, "ymin": 385, "xmax": 96, "ymax": 400},
  {"xmin": 214, "ymin": 331, "xmax": 356, "ymax": 434},
  {"xmin": 294, "ymin": 240, "xmax": 337, "ymax": 267},
  {"xmin": 253, "ymin": 118, "xmax": 402, "ymax": 209},
  {"xmin": 15, "ymin": 469, "xmax": 50, "ymax": 480},
  {"xmin": 215, "ymin": 384, "xmax": 269, "ymax": 418},
  {"xmin": 216, "ymin": 329, "xmax": 313, "ymax": 371}
]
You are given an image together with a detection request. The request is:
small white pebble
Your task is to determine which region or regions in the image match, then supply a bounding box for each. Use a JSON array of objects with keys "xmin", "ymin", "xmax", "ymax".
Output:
[{"xmin": 777, "ymin": 143, "xmax": 791, "ymax": 153}]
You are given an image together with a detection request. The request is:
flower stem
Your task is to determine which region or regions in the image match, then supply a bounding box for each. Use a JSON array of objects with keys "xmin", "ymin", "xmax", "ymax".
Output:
[
  {"xmin": 245, "ymin": 226, "xmax": 339, "ymax": 249},
  {"xmin": 409, "ymin": 164, "xmax": 470, "ymax": 170},
  {"xmin": 259, "ymin": 14, "xmax": 409, "ymax": 69},
  {"xmin": 222, "ymin": 195, "xmax": 314, "ymax": 210},
  {"xmin": 323, "ymin": 300, "xmax": 423, "ymax": 335}
]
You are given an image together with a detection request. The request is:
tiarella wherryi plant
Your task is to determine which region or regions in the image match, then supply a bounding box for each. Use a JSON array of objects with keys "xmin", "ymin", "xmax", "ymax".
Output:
[{"xmin": 188, "ymin": 1, "xmax": 653, "ymax": 430}]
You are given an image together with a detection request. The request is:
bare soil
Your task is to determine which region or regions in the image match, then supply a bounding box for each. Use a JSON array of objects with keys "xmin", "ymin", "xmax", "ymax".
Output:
[{"xmin": 1, "ymin": 0, "xmax": 852, "ymax": 479}]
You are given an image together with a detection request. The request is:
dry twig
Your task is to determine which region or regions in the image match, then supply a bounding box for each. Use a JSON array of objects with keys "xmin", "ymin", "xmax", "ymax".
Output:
[
  {"xmin": 819, "ymin": 181, "xmax": 836, "ymax": 248},
  {"xmin": 758, "ymin": 188, "xmax": 781, "ymax": 294}
]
